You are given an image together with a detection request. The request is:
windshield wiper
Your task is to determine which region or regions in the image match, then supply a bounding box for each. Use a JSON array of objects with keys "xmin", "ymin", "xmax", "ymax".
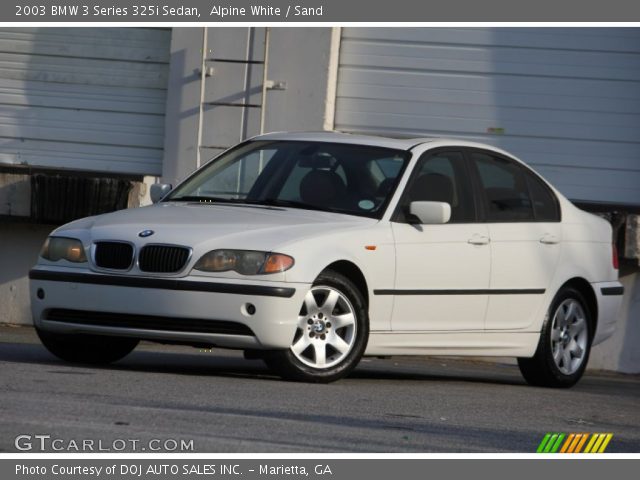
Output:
[
  {"xmin": 169, "ymin": 195, "xmax": 247, "ymax": 203},
  {"xmin": 169, "ymin": 195, "xmax": 288, "ymax": 210},
  {"xmin": 259, "ymin": 199, "xmax": 337, "ymax": 213},
  {"xmin": 170, "ymin": 195, "xmax": 337, "ymax": 213}
]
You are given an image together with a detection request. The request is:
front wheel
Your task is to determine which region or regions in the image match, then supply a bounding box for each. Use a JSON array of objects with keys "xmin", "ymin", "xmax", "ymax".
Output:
[
  {"xmin": 36, "ymin": 328, "xmax": 139, "ymax": 365},
  {"xmin": 518, "ymin": 287, "xmax": 593, "ymax": 388},
  {"xmin": 263, "ymin": 270, "xmax": 369, "ymax": 383}
]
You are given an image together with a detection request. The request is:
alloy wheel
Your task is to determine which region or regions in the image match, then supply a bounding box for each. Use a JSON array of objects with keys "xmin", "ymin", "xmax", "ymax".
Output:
[
  {"xmin": 290, "ymin": 286, "xmax": 357, "ymax": 369},
  {"xmin": 550, "ymin": 298, "xmax": 589, "ymax": 375}
]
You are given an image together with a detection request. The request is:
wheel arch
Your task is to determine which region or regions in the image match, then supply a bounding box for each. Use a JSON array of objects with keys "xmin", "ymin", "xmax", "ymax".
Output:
[
  {"xmin": 320, "ymin": 260, "xmax": 369, "ymax": 307},
  {"xmin": 558, "ymin": 277, "xmax": 598, "ymax": 337}
]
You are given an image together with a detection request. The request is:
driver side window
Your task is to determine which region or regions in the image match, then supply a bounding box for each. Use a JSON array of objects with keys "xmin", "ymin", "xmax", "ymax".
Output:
[{"xmin": 398, "ymin": 151, "xmax": 475, "ymax": 223}]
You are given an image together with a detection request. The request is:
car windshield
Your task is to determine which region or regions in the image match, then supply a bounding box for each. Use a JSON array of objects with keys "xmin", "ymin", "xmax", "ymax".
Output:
[{"xmin": 166, "ymin": 140, "xmax": 410, "ymax": 219}]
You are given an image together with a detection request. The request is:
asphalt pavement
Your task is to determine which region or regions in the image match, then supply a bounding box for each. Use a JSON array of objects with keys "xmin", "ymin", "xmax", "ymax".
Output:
[{"xmin": 0, "ymin": 325, "xmax": 638, "ymax": 453}]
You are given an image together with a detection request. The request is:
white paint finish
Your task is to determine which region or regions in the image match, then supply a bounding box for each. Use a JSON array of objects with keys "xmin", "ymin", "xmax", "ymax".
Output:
[
  {"xmin": 408, "ymin": 201, "xmax": 451, "ymax": 224},
  {"xmin": 365, "ymin": 332, "xmax": 539, "ymax": 357},
  {"xmin": 391, "ymin": 223, "xmax": 490, "ymax": 330},
  {"xmin": 484, "ymin": 222, "xmax": 562, "ymax": 329},
  {"xmin": 29, "ymin": 135, "xmax": 623, "ymax": 370},
  {"xmin": 336, "ymin": 27, "xmax": 640, "ymax": 206},
  {"xmin": 0, "ymin": 27, "xmax": 170, "ymax": 176},
  {"xmin": 0, "ymin": 223, "xmax": 52, "ymax": 326},
  {"xmin": 31, "ymin": 274, "xmax": 309, "ymax": 349}
]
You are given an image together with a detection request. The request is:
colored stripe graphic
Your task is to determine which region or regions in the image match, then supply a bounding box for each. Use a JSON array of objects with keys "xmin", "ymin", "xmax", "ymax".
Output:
[
  {"xmin": 537, "ymin": 433, "xmax": 613, "ymax": 453},
  {"xmin": 550, "ymin": 434, "xmax": 565, "ymax": 453},
  {"xmin": 560, "ymin": 433, "xmax": 575, "ymax": 453},
  {"xmin": 598, "ymin": 434, "xmax": 613, "ymax": 453},
  {"xmin": 574, "ymin": 433, "xmax": 589, "ymax": 453},
  {"xmin": 584, "ymin": 434, "xmax": 599, "ymax": 453},
  {"xmin": 537, "ymin": 433, "xmax": 552, "ymax": 453},
  {"xmin": 544, "ymin": 434, "xmax": 559, "ymax": 453}
]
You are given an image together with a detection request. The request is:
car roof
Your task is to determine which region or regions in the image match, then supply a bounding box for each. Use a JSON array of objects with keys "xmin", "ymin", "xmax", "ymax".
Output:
[{"xmin": 250, "ymin": 131, "xmax": 511, "ymax": 156}]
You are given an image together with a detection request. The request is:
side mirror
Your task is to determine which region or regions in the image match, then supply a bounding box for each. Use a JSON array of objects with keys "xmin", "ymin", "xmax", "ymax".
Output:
[
  {"xmin": 409, "ymin": 201, "xmax": 451, "ymax": 224},
  {"xmin": 150, "ymin": 183, "xmax": 172, "ymax": 204}
]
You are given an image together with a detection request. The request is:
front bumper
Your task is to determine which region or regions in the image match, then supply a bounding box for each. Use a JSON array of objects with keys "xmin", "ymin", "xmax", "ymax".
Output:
[
  {"xmin": 29, "ymin": 267, "xmax": 309, "ymax": 350},
  {"xmin": 592, "ymin": 280, "xmax": 625, "ymax": 346}
]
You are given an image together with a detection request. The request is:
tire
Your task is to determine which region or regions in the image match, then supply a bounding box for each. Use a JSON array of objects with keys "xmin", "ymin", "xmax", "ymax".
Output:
[
  {"xmin": 36, "ymin": 328, "xmax": 139, "ymax": 365},
  {"xmin": 263, "ymin": 270, "xmax": 369, "ymax": 383},
  {"xmin": 518, "ymin": 287, "xmax": 593, "ymax": 388}
]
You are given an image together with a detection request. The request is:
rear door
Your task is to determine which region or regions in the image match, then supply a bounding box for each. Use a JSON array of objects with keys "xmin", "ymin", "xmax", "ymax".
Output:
[{"xmin": 467, "ymin": 150, "xmax": 562, "ymax": 330}]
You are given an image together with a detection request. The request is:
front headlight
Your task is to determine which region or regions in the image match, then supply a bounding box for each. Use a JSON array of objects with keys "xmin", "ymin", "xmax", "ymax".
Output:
[
  {"xmin": 40, "ymin": 237, "xmax": 87, "ymax": 263},
  {"xmin": 194, "ymin": 250, "xmax": 294, "ymax": 275}
]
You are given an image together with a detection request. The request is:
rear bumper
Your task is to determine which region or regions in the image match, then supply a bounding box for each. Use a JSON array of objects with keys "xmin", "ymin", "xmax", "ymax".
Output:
[
  {"xmin": 592, "ymin": 280, "xmax": 624, "ymax": 346},
  {"xmin": 29, "ymin": 267, "xmax": 309, "ymax": 350}
]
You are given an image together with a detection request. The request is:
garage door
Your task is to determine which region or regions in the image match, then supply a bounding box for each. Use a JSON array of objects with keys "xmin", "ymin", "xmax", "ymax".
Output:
[
  {"xmin": 0, "ymin": 28, "xmax": 170, "ymax": 176},
  {"xmin": 335, "ymin": 28, "xmax": 640, "ymax": 207}
]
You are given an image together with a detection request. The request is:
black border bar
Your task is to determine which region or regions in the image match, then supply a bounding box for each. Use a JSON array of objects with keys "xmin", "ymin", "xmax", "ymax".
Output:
[
  {"xmin": 29, "ymin": 269, "xmax": 296, "ymax": 298},
  {"xmin": 374, "ymin": 289, "xmax": 545, "ymax": 295},
  {"xmin": 601, "ymin": 286, "xmax": 625, "ymax": 296}
]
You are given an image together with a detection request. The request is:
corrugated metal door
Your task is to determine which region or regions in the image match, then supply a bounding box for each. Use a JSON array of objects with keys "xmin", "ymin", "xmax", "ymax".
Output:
[
  {"xmin": 0, "ymin": 28, "xmax": 170, "ymax": 176},
  {"xmin": 335, "ymin": 28, "xmax": 640, "ymax": 207}
]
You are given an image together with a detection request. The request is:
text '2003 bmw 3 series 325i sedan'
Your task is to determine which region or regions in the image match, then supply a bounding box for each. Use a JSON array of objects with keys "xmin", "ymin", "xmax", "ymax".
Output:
[{"xmin": 30, "ymin": 132, "xmax": 624, "ymax": 386}]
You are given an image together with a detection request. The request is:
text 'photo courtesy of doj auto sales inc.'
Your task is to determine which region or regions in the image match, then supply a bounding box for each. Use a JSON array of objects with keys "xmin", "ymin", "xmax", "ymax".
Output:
[{"xmin": 14, "ymin": 463, "xmax": 334, "ymax": 477}]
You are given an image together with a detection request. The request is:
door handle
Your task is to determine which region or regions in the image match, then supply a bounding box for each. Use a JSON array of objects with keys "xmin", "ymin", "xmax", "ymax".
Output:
[
  {"xmin": 468, "ymin": 234, "xmax": 490, "ymax": 245},
  {"xmin": 540, "ymin": 233, "xmax": 559, "ymax": 245}
]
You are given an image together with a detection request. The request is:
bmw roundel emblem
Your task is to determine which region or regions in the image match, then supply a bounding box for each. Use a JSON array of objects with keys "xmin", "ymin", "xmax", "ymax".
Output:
[{"xmin": 138, "ymin": 230, "xmax": 154, "ymax": 238}]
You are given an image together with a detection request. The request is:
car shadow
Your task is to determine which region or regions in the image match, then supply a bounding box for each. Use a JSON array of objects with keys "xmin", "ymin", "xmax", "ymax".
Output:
[{"xmin": 0, "ymin": 340, "xmax": 530, "ymax": 387}]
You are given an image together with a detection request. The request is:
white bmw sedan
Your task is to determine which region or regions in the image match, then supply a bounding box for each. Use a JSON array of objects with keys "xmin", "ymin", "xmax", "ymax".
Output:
[{"xmin": 30, "ymin": 132, "xmax": 623, "ymax": 386}]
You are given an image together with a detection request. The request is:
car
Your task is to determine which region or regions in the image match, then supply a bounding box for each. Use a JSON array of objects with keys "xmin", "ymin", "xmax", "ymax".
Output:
[{"xmin": 29, "ymin": 131, "xmax": 624, "ymax": 386}]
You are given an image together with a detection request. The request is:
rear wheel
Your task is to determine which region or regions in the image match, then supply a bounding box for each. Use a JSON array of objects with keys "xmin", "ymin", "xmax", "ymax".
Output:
[
  {"xmin": 36, "ymin": 328, "xmax": 139, "ymax": 365},
  {"xmin": 263, "ymin": 270, "xmax": 368, "ymax": 383},
  {"xmin": 518, "ymin": 287, "xmax": 593, "ymax": 388}
]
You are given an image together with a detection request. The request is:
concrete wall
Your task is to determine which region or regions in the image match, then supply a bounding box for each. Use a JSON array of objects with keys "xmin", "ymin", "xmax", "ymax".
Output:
[
  {"xmin": 589, "ymin": 268, "xmax": 639, "ymax": 373},
  {"xmin": 161, "ymin": 27, "xmax": 337, "ymax": 186},
  {"xmin": 0, "ymin": 223, "xmax": 52, "ymax": 326},
  {"xmin": 261, "ymin": 28, "xmax": 336, "ymax": 133},
  {"xmin": 161, "ymin": 28, "xmax": 204, "ymax": 186}
]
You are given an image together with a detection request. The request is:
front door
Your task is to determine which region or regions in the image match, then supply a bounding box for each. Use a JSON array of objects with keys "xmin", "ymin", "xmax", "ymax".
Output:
[{"xmin": 390, "ymin": 150, "xmax": 490, "ymax": 331}]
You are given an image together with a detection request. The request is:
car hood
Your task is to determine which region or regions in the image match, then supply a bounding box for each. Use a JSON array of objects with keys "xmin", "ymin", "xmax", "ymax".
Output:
[{"xmin": 55, "ymin": 202, "xmax": 377, "ymax": 251}]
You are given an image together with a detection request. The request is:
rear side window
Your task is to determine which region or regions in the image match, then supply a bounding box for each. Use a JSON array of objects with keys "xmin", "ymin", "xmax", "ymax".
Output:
[
  {"xmin": 472, "ymin": 152, "xmax": 534, "ymax": 222},
  {"xmin": 524, "ymin": 170, "xmax": 560, "ymax": 222},
  {"xmin": 471, "ymin": 152, "xmax": 559, "ymax": 222}
]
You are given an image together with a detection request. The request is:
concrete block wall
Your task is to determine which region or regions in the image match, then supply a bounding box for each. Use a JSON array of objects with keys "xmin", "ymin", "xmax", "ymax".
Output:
[
  {"xmin": 590, "ymin": 268, "xmax": 639, "ymax": 373},
  {"xmin": 0, "ymin": 223, "xmax": 52, "ymax": 326}
]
